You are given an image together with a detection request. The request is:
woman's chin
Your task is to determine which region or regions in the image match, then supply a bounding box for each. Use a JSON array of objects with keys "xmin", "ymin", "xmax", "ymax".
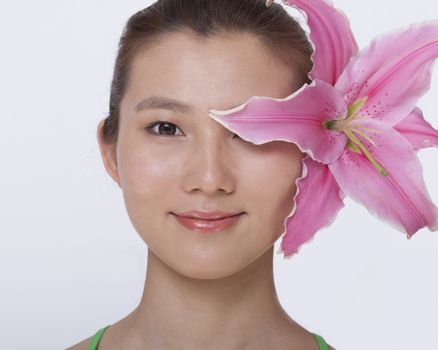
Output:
[
  {"xmin": 156, "ymin": 247, "xmax": 257, "ymax": 280},
  {"xmin": 156, "ymin": 243, "xmax": 275, "ymax": 281}
]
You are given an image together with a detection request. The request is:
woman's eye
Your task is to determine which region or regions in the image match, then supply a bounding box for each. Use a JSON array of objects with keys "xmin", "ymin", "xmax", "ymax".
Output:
[
  {"xmin": 145, "ymin": 121, "xmax": 242, "ymax": 140},
  {"xmin": 146, "ymin": 121, "xmax": 184, "ymax": 137}
]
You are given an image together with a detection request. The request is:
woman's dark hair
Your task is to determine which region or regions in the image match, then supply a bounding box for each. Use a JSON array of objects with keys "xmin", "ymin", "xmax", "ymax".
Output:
[{"xmin": 101, "ymin": 0, "xmax": 313, "ymax": 146}]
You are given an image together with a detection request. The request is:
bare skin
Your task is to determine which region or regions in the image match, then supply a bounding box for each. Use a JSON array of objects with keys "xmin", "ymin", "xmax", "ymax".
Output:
[{"xmin": 67, "ymin": 30, "xmax": 336, "ymax": 350}]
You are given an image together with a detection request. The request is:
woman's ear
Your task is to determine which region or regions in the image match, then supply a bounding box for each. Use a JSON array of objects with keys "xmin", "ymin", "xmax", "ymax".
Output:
[{"xmin": 97, "ymin": 119, "xmax": 121, "ymax": 188}]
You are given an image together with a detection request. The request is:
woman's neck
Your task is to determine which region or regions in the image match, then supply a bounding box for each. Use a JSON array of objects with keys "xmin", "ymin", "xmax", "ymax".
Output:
[{"xmin": 100, "ymin": 246, "xmax": 314, "ymax": 350}]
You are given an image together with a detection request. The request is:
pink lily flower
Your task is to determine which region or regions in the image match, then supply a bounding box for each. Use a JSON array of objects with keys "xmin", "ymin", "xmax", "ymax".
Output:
[{"xmin": 208, "ymin": 0, "xmax": 438, "ymax": 258}]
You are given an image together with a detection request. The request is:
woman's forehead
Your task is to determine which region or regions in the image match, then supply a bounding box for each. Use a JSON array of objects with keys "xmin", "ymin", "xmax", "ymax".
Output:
[{"xmin": 125, "ymin": 32, "xmax": 299, "ymax": 113}]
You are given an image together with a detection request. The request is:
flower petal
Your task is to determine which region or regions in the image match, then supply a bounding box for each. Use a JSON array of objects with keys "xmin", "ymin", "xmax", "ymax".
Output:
[
  {"xmin": 328, "ymin": 123, "xmax": 438, "ymax": 236},
  {"xmin": 286, "ymin": 0, "xmax": 359, "ymax": 84},
  {"xmin": 278, "ymin": 156, "xmax": 345, "ymax": 258},
  {"xmin": 336, "ymin": 20, "xmax": 438, "ymax": 127},
  {"xmin": 394, "ymin": 107, "xmax": 438, "ymax": 151},
  {"xmin": 208, "ymin": 80, "xmax": 348, "ymax": 164}
]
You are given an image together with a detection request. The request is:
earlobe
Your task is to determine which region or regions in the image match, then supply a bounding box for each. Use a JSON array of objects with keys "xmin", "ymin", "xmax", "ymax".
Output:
[{"xmin": 97, "ymin": 119, "xmax": 121, "ymax": 188}]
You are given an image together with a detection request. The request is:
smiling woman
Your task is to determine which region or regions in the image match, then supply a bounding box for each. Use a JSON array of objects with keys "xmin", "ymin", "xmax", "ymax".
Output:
[
  {"xmin": 64, "ymin": 0, "xmax": 338, "ymax": 350},
  {"xmin": 66, "ymin": 0, "xmax": 336, "ymax": 349},
  {"xmin": 64, "ymin": 0, "xmax": 438, "ymax": 349}
]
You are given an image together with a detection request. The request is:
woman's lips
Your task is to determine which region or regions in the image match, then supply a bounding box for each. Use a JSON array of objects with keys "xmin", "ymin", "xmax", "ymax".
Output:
[{"xmin": 172, "ymin": 213, "xmax": 244, "ymax": 233}]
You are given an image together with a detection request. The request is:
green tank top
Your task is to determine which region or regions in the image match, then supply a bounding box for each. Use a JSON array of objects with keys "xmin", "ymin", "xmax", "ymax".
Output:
[{"xmin": 86, "ymin": 325, "xmax": 329, "ymax": 350}]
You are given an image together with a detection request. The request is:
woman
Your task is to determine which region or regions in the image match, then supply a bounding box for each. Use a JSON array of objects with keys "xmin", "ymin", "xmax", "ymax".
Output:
[{"xmin": 67, "ymin": 0, "xmax": 334, "ymax": 349}]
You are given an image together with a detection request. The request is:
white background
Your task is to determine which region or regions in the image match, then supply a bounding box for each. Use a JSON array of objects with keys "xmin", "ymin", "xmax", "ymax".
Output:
[{"xmin": 1, "ymin": 0, "xmax": 437, "ymax": 349}]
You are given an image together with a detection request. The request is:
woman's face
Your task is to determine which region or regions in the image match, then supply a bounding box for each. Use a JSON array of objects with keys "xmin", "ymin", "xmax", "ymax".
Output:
[{"xmin": 99, "ymin": 31, "xmax": 304, "ymax": 279}]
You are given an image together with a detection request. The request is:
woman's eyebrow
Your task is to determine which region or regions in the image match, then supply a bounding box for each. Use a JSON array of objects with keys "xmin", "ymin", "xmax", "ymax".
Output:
[{"xmin": 135, "ymin": 95, "xmax": 194, "ymax": 114}]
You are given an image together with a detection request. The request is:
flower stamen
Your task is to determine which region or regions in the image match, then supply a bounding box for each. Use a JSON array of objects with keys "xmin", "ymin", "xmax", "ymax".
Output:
[
  {"xmin": 351, "ymin": 126, "xmax": 377, "ymax": 147},
  {"xmin": 323, "ymin": 97, "xmax": 388, "ymax": 177},
  {"xmin": 344, "ymin": 129, "xmax": 388, "ymax": 176}
]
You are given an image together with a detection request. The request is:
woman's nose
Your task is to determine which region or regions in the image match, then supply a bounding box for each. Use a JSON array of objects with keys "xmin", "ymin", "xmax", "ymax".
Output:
[{"xmin": 182, "ymin": 133, "xmax": 236, "ymax": 196}]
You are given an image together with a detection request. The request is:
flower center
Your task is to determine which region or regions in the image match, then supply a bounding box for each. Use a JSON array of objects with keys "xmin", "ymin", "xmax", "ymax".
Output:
[{"xmin": 323, "ymin": 97, "xmax": 388, "ymax": 177}]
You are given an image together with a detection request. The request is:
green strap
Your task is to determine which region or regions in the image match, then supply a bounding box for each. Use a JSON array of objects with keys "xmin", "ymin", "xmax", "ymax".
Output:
[
  {"xmin": 313, "ymin": 333, "xmax": 329, "ymax": 350},
  {"xmin": 86, "ymin": 325, "xmax": 111, "ymax": 350}
]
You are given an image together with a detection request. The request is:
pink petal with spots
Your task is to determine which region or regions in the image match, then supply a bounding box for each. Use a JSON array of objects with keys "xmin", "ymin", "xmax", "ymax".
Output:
[
  {"xmin": 278, "ymin": 156, "xmax": 345, "ymax": 258},
  {"xmin": 208, "ymin": 80, "xmax": 348, "ymax": 164},
  {"xmin": 335, "ymin": 20, "xmax": 438, "ymax": 127},
  {"xmin": 285, "ymin": 0, "xmax": 358, "ymax": 84},
  {"xmin": 394, "ymin": 107, "xmax": 438, "ymax": 151},
  {"xmin": 328, "ymin": 122, "xmax": 438, "ymax": 236}
]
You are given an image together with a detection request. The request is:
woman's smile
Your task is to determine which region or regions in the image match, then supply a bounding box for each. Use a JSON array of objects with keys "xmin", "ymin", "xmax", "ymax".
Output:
[{"xmin": 171, "ymin": 212, "xmax": 245, "ymax": 233}]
